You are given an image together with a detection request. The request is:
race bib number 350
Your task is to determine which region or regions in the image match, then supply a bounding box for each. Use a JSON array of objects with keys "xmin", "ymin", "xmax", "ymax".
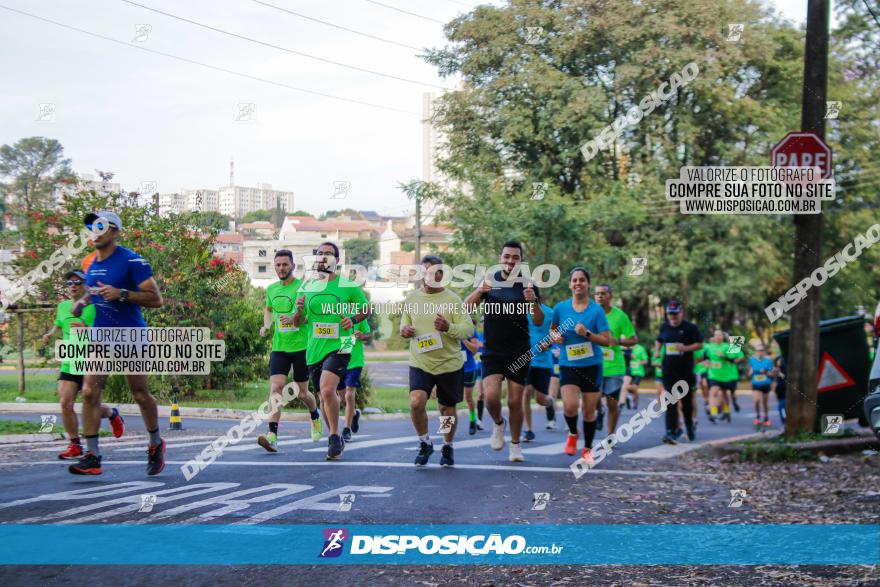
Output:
[
  {"xmin": 415, "ymin": 332, "xmax": 442, "ymax": 354},
  {"xmin": 566, "ymin": 342, "xmax": 593, "ymax": 361},
  {"xmin": 313, "ymin": 322, "xmax": 339, "ymax": 339}
]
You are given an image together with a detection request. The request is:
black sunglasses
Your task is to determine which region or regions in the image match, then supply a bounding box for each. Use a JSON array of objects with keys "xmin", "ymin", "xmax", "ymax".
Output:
[{"xmin": 65, "ymin": 280, "xmax": 84, "ymax": 286}]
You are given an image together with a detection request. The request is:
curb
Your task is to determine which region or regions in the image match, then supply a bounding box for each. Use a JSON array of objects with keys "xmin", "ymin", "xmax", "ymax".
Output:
[{"xmin": 0, "ymin": 432, "xmax": 66, "ymax": 444}]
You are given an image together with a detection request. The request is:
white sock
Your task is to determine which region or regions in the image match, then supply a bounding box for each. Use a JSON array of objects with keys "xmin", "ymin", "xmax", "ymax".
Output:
[{"xmin": 419, "ymin": 434, "xmax": 431, "ymax": 444}]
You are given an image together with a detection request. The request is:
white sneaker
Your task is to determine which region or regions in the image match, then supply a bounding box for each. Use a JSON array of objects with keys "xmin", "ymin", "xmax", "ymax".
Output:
[
  {"xmin": 508, "ymin": 442, "xmax": 524, "ymax": 462},
  {"xmin": 490, "ymin": 418, "xmax": 506, "ymax": 450},
  {"xmin": 545, "ymin": 419, "xmax": 557, "ymax": 430}
]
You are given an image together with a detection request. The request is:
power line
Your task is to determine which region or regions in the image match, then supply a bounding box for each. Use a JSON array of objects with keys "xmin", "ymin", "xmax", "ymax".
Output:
[
  {"xmin": 119, "ymin": 0, "xmax": 449, "ymax": 90},
  {"xmin": 250, "ymin": 0, "xmax": 423, "ymax": 51},
  {"xmin": 0, "ymin": 4, "xmax": 420, "ymax": 116},
  {"xmin": 363, "ymin": 0, "xmax": 446, "ymax": 24},
  {"xmin": 863, "ymin": 0, "xmax": 880, "ymax": 29}
]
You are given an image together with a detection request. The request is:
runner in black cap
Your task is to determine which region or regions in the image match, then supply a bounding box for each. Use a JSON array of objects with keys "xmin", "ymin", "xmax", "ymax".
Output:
[{"xmin": 654, "ymin": 300, "xmax": 703, "ymax": 444}]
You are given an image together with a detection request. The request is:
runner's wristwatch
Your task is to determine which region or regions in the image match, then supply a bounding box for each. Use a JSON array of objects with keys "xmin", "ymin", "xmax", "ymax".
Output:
[{"xmin": 119, "ymin": 289, "xmax": 129, "ymax": 302}]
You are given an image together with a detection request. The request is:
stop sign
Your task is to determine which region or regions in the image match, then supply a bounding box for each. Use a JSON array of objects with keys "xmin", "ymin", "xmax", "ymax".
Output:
[{"xmin": 771, "ymin": 132, "xmax": 833, "ymax": 179}]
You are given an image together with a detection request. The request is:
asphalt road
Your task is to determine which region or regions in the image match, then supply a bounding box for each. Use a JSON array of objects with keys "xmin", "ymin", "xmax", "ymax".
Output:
[{"xmin": 0, "ymin": 395, "xmax": 781, "ymax": 582}]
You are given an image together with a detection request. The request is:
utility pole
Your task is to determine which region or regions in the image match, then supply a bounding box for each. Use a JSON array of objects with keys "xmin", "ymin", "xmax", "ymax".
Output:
[
  {"xmin": 786, "ymin": 0, "xmax": 829, "ymax": 436},
  {"xmin": 414, "ymin": 194, "xmax": 422, "ymax": 263}
]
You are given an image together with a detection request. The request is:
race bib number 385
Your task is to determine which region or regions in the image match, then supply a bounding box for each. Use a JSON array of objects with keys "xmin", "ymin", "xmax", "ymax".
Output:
[{"xmin": 566, "ymin": 342, "xmax": 593, "ymax": 361}]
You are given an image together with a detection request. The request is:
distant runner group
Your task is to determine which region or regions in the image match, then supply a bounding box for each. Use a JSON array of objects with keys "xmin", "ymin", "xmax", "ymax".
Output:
[{"xmin": 44, "ymin": 224, "xmax": 788, "ymax": 475}]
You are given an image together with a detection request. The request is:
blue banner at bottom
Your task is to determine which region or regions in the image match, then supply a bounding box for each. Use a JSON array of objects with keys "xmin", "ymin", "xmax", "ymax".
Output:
[{"xmin": 0, "ymin": 524, "xmax": 877, "ymax": 565}]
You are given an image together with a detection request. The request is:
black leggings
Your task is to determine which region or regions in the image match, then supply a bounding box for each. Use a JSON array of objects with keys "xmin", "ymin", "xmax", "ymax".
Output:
[{"xmin": 664, "ymin": 372, "xmax": 695, "ymax": 433}]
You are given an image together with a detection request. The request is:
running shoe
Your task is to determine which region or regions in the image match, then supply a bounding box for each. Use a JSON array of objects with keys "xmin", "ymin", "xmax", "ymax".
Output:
[
  {"xmin": 109, "ymin": 408, "xmax": 125, "ymax": 438},
  {"xmin": 753, "ymin": 418, "xmax": 761, "ymax": 427},
  {"xmin": 468, "ymin": 420, "xmax": 476, "ymax": 435},
  {"xmin": 686, "ymin": 423, "xmax": 696, "ymax": 442},
  {"xmin": 475, "ymin": 420, "xmax": 484, "ymax": 431},
  {"xmin": 68, "ymin": 452, "xmax": 102, "ymax": 475},
  {"xmin": 146, "ymin": 439, "xmax": 166, "ymax": 476},
  {"xmin": 662, "ymin": 433, "xmax": 678, "ymax": 445},
  {"xmin": 709, "ymin": 415, "xmax": 717, "ymax": 424},
  {"xmin": 351, "ymin": 409, "xmax": 361, "ymax": 434},
  {"xmin": 310, "ymin": 417, "xmax": 323, "ymax": 442},
  {"xmin": 342, "ymin": 427, "xmax": 352, "ymax": 443},
  {"xmin": 763, "ymin": 419, "xmax": 771, "ymax": 428},
  {"xmin": 58, "ymin": 442, "xmax": 83, "ymax": 460},
  {"xmin": 508, "ymin": 442, "xmax": 524, "ymax": 462},
  {"xmin": 523, "ymin": 430, "xmax": 536, "ymax": 443},
  {"xmin": 674, "ymin": 427, "xmax": 683, "ymax": 440},
  {"xmin": 440, "ymin": 444, "xmax": 454, "ymax": 467},
  {"xmin": 722, "ymin": 412, "xmax": 732, "ymax": 423},
  {"xmin": 326, "ymin": 434, "xmax": 345, "ymax": 460},
  {"xmin": 545, "ymin": 402, "xmax": 555, "ymax": 423},
  {"xmin": 545, "ymin": 419, "xmax": 557, "ymax": 430},
  {"xmin": 414, "ymin": 441, "xmax": 434, "ymax": 466},
  {"xmin": 596, "ymin": 406, "xmax": 605, "ymax": 431},
  {"xmin": 490, "ymin": 418, "xmax": 506, "ymax": 451},
  {"xmin": 581, "ymin": 447, "xmax": 594, "ymax": 465},
  {"xmin": 258, "ymin": 432, "xmax": 278, "ymax": 453},
  {"xmin": 564, "ymin": 433, "xmax": 578, "ymax": 456},
  {"xmin": 733, "ymin": 401, "xmax": 741, "ymax": 413}
]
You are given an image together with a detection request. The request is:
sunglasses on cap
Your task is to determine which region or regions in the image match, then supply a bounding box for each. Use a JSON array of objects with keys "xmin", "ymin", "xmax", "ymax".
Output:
[{"xmin": 86, "ymin": 221, "xmax": 117, "ymax": 232}]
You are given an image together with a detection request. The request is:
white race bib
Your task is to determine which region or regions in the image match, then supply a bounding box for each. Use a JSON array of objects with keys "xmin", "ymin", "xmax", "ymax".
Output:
[
  {"xmin": 665, "ymin": 343, "xmax": 682, "ymax": 356},
  {"xmin": 602, "ymin": 348, "xmax": 615, "ymax": 362},
  {"xmin": 313, "ymin": 322, "xmax": 339, "ymax": 339},
  {"xmin": 754, "ymin": 374, "xmax": 768, "ymax": 383},
  {"xmin": 415, "ymin": 332, "xmax": 442, "ymax": 354},
  {"xmin": 277, "ymin": 316, "xmax": 298, "ymax": 333},
  {"xmin": 565, "ymin": 342, "xmax": 593, "ymax": 361},
  {"xmin": 710, "ymin": 361, "xmax": 722, "ymax": 370}
]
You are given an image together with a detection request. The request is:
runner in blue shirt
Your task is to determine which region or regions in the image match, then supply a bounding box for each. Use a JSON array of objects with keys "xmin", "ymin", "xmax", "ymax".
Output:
[
  {"xmin": 523, "ymin": 303, "xmax": 556, "ymax": 441},
  {"xmin": 462, "ymin": 317, "xmax": 482, "ymax": 435},
  {"xmin": 748, "ymin": 346, "xmax": 775, "ymax": 429},
  {"xmin": 550, "ymin": 267, "xmax": 611, "ymax": 464},
  {"xmin": 68, "ymin": 211, "xmax": 165, "ymax": 477}
]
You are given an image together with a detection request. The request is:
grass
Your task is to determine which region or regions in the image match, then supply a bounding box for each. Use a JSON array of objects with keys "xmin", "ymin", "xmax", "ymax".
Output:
[
  {"xmin": 0, "ymin": 373, "xmax": 422, "ymax": 413},
  {"xmin": 0, "ymin": 418, "xmax": 110, "ymax": 436},
  {"xmin": 735, "ymin": 430, "xmax": 860, "ymax": 463}
]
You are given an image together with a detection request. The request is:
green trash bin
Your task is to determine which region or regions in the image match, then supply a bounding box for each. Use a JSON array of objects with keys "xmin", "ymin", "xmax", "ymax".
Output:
[{"xmin": 774, "ymin": 315, "xmax": 871, "ymax": 430}]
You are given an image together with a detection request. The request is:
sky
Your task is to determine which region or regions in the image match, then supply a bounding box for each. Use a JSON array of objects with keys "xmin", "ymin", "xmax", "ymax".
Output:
[{"xmin": 0, "ymin": 0, "xmax": 821, "ymax": 218}]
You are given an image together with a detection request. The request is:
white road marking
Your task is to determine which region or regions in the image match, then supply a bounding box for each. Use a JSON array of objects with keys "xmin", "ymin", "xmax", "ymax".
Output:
[
  {"xmin": 623, "ymin": 442, "xmax": 704, "ymax": 459},
  {"xmin": 404, "ymin": 438, "xmax": 491, "ymax": 450},
  {"xmin": 222, "ymin": 434, "xmax": 374, "ymax": 453},
  {"xmin": 237, "ymin": 485, "xmax": 394, "ymax": 524},
  {"xmin": 521, "ymin": 441, "xmax": 567, "ymax": 455},
  {"xmin": 0, "ymin": 459, "xmax": 712, "ymax": 477},
  {"xmin": 0, "ymin": 481, "xmax": 163, "ymax": 511},
  {"xmin": 131, "ymin": 483, "xmax": 314, "ymax": 524},
  {"xmin": 15, "ymin": 483, "xmax": 239, "ymax": 524},
  {"xmin": 113, "ymin": 435, "xmax": 324, "ymax": 453},
  {"xmin": 302, "ymin": 435, "xmax": 410, "ymax": 453},
  {"xmin": 27, "ymin": 434, "xmax": 239, "ymax": 452}
]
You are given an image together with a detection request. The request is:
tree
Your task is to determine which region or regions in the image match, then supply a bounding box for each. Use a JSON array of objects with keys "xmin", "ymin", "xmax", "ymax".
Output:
[
  {"xmin": 241, "ymin": 209, "xmax": 274, "ymax": 223},
  {"xmin": 0, "ymin": 137, "xmax": 74, "ymax": 217},
  {"xmin": 345, "ymin": 239, "xmax": 378, "ymax": 267},
  {"xmin": 421, "ymin": 0, "xmax": 880, "ymax": 432},
  {"xmin": 319, "ymin": 208, "xmax": 360, "ymax": 220},
  {"xmin": 287, "ymin": 209, "xmax": 312, "ymax": 217},
  {"xmin": 188, "ymin": 211, "xmax": 231, "ymax": 231}
]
